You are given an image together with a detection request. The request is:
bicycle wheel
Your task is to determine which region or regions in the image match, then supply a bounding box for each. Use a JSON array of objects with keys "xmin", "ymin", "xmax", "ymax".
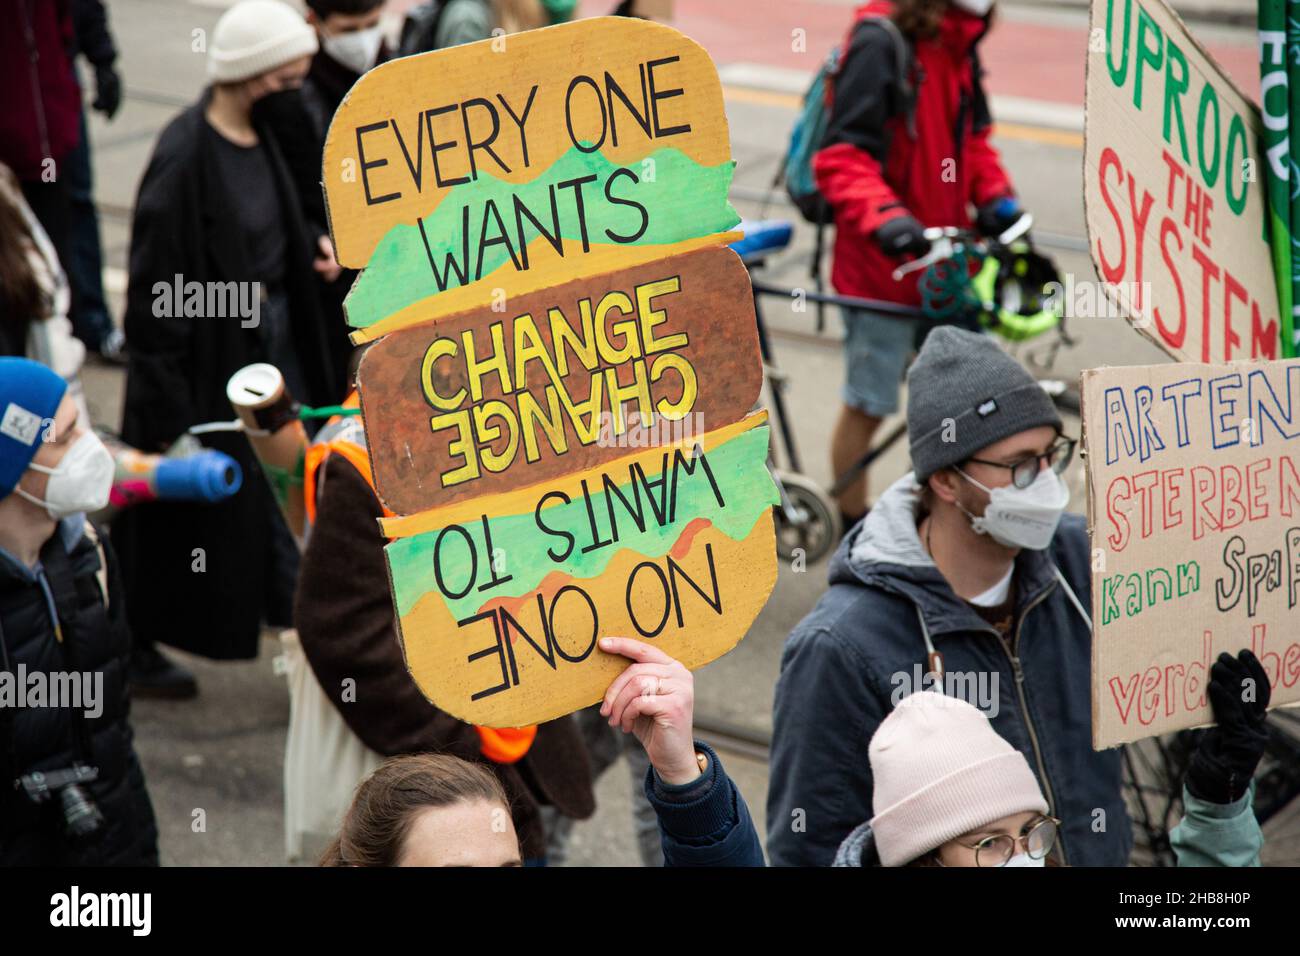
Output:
[
  {"xmin": 772, "ymin": 471, "xmax": 839, "ymax": 565},
  {"xmin": 1123, "ymin": 715, "xmax": 1300, "ymax": 866},
  {"xmin": 1121, "ymin": 732, "xmax": 1194, "ymax": 867},
  {"xmin": 1257, "ymin": 709, "xmax": 1300, "ymax": 865}
]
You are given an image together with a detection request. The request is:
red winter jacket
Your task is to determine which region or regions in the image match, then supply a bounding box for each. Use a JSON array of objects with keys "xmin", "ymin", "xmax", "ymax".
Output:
[
  {"xmin": 813, "ymin": 1, "xmax": 1014, "ymax": 307},
  {"xmin": 0, "ymin": 0, "xmax": 82, "ymax": 182}
]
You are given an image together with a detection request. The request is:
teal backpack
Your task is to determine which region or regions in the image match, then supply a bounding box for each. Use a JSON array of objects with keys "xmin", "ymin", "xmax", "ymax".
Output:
[
  {"xmin": 775, "ymin": 16, "xmax": 915, "ymax": 329},
  {"xmin": 780, "ymin": 16, "xmax": 916, "ymax": 225}
]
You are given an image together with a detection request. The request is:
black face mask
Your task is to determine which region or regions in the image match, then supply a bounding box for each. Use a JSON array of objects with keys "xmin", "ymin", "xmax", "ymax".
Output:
[{"xmin": 250, "ymin": 86, "xmax": 308, "ymax": 133}]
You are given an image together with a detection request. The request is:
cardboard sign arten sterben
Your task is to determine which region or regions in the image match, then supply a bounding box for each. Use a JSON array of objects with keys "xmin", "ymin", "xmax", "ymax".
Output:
[{"xmin": 1083, "ymin": 359, "xmax": 1300, "ymax": 748}]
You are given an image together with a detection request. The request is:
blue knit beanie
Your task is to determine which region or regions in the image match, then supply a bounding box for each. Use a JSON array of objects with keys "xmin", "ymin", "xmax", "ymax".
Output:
[{"xmin": 0, "ymin": 358, "xmax": 68, "ymax": 498}]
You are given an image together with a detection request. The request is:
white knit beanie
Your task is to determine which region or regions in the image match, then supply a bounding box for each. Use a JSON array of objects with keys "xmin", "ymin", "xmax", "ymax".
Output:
[
  {"xmin": 869, "ymin": 691, "xmax": 1048, "ymax": 867},
  {"xmin": 207, "ymin": 0, "xmax": 319, "ymax": 84}
]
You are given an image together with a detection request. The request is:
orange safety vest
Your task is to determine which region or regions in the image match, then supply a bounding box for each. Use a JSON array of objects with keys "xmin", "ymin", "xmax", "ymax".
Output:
[{"xmin": 303, "ymin": 393, "xmax": 538, "ymax": 765}]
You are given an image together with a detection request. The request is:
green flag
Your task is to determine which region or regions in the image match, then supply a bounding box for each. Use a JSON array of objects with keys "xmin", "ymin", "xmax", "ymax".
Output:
[
  {"xmin": 1261, "ymin": 0, "xmax": 1295, "ymax": 355},
  {"xmin": 1286, "ymin": 0, "xmax": 1300, "ymax": 354}
]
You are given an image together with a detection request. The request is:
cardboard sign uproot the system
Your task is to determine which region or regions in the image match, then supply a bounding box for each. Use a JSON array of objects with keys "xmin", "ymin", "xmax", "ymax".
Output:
[
  {"xmin": 1083, "ymin": 359, "xmax": 1300, "ymax": 748},
  {"xmin": 323, "ymin": 17, "xmax": 778, "ymax": 727},
  {"xmin": 1083, "ymin": 0, "xmax": 1281, "ymax": 364}
]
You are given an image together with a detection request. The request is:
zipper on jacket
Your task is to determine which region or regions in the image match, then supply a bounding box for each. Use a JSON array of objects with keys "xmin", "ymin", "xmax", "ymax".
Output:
[
  {"xmin": 22, "ymin": 0, "xmax": 54, "ymax": 167},
  {"xmin": 1002, "ymin": 584, "xmax": 1069, "ymax": 866},
  {"xmin": 953, "ymin": 89, "xmax": 969, "ymax": 169}
]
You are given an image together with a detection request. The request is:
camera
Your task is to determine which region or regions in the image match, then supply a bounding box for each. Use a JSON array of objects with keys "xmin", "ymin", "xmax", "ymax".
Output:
[{"xmin": 18, "ymin": 764, "xmax": 106, "ymax": 845}]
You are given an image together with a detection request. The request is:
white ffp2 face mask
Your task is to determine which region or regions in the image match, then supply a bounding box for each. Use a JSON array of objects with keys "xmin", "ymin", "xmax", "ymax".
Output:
[
  {"xmin": 17, "ymin": 431, "xmax": 115, "ymax": 519},
  {"xmin": 956, "ymin": 466, "xmax": 1069, "ymax": 551},
  {"xmin": 321, "ymin": 24, "xmax": 383, "ymax": 75},
  {"xmin": 1002, "ymin": 852, "xmax": 1046, "ymax": 868}
]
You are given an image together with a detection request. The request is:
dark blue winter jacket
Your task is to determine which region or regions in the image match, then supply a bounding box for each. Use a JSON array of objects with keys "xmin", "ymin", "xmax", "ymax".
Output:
[
  {"xmin": 766, "ymin": 474, "xmax": 1132, "ymax": 867},
  {"xmin": 647, "ymin": 742, "xmax": 764, "ymax": 867}
]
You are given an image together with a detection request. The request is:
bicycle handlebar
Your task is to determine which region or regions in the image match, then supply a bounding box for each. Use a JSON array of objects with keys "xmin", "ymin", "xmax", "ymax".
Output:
[{"xmin": 891, "ymin": 212, "xmax": 1035, "ymax": 281}]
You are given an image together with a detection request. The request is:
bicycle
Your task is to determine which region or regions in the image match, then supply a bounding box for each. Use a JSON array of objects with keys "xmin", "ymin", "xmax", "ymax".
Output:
[
  {"xmin": 732, "ymin": 213, "xmax": 1300, "ymax": 865},
  {"xmin": 729, "ymin": 212, "xmax": 1080, "ymax": 565}
]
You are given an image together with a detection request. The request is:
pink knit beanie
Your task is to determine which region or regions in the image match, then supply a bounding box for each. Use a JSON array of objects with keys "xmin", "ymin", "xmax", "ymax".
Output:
[{"xmin": 869, "ymin": 691, "xmax": 1048, "ymax": 867}]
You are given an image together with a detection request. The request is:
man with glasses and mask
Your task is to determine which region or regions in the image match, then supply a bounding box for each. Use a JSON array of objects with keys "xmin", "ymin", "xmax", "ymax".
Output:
[
  {"xmin": 113, "ymin": 0, "xmax": 338, "ymax": 694},
  {"xmin": 768, "ymin": 326, "xmax": 1131, "ymax": 867}
]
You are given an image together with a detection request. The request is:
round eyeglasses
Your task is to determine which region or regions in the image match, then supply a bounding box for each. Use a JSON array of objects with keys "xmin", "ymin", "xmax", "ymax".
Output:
[
  {"xmin": 964, "ymin": 438, "xmax": 1077, "ymax": 491},
  {"xmin": 952, "ymin": 815, "xmax": 1060, "ymax": 867}
]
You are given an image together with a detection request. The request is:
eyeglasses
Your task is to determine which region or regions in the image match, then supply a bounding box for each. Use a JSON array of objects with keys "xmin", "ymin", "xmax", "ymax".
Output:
[
  {"xmin": 964, "ymin": 438, "xmax": 1077, "ymax": 491},
  {"xmin": 952, "ymin": 815, "xmax": 1060, "ymax": 867}
]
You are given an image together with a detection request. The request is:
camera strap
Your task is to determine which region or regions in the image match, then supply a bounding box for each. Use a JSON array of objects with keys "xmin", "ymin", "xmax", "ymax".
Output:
[
  {"xmin": 38, "ymin": 538, "xmax": 99, "ymax": 768},
  {"xmin": 0, "ymin": 615, "xmax": 21, "ymax": 790}
]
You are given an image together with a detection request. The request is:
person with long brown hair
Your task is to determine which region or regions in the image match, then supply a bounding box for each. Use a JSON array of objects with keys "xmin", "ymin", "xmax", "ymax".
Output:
[
  {"xmin": 0, "ymin": 162, "xmax": 89, "ymax": 423},
  {"xmin": 320, "ymin": 754, "xmax": 522, "ymax": 867},
  {"xmin": 321, "ymin": 637, "xmax": 765, "ymax": 867}
]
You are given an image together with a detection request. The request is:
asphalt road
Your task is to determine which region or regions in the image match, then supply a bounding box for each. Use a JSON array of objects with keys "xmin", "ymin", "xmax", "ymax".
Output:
[{"xmin": 77, "ymin": 1, "xmax": 1294, "ymax": 866}]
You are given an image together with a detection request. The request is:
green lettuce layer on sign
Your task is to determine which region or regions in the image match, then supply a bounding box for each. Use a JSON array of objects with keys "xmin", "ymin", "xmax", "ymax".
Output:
[
  {"xmin": 345, "ymin": 146, "xmax": 739, "ymax": 329},
  {"xmin": 385, "ymin": 424, "xmax": 776, "ymax": 620}
]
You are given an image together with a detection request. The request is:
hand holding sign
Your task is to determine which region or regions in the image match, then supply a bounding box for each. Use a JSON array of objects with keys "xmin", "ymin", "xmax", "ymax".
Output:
[
  {"xmin": 324, "ymin": 17, "xmax": 777, "ymax": 728},
  {"xmin": 1185, "ymin": 649, "xmax": 1271, "ymax": 805},
  {"xmin": 599, "ymin": 636, "xmax": 700, "ymax": 785}
]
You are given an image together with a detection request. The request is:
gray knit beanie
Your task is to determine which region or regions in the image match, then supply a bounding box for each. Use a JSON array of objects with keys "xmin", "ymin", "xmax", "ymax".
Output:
[{"xmin": 906, "ymin": 327, "xmax": 1061, "ymax": 483}]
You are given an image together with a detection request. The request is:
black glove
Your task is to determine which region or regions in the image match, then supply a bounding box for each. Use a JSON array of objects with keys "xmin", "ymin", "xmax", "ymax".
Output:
[
  {"xmin": 975, "ymin": 196, "xmax": 1023, "ymax": 238},
  {"xmin": 92, "ymin": 64, "xmax": 122, "ymax": 120},
  {"xmin": 1185, "ymin": 650, "xmax": 1271, "ymax": 805},
  {"xmin": 874, "ymin": 214, "xmax": 930, "ymax": 259}
]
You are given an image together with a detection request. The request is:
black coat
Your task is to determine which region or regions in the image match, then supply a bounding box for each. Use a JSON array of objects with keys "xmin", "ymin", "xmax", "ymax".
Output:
[
  {"xmin": 111, "ymin": 95, "xmax": 339, "ymax": 660},
  {"xmin": 0, "ymin": 519, "xmax": 158, "ymax": 865},
  {"xmin": 299, "ymin": 48, "xmax": 391, "ymax": 388},
  {"xmin": 295, "ymin": 453, "xmax": 596, "ymax": 860}
]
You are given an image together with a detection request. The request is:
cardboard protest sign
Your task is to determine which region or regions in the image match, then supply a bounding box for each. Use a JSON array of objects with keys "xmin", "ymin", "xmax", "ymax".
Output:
[
  {"xmin": 322, "ymin": 16, "xmax": 740, "ymax": 343},
  {"xmin": 323, "ymin": 17, "xmax": 777, "ymax": 727},
  {"xmin": 379, "ymin": 412, "xmax": 777, "ymax": 727},
  {"xmin": 1083, "ymin": 359, "xmax": 1300, "ymax": 748},
  {"xmin": 1084, "ymin": 0, "xmax": 1281, "ymax": 363},
  {"xmin": 356, "ymin": 245, "xmax": 763, "ymax": 515}
]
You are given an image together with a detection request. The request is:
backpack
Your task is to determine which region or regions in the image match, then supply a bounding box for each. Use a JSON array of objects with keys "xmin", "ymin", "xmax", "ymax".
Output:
[
  {"xmin": 781, "ymin": 15, "xmax": 916, "ymax": 225},
  {"xmin": 775, "ymin": 15, "xmax": 915, "ymax": 329},
  {"xmin": 399, "ymin": 1, "xmax": 444, "ymax": 56},
  {"xmin": 398, "ymin": 0, "xmax": 490, "ymax": 56}
]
